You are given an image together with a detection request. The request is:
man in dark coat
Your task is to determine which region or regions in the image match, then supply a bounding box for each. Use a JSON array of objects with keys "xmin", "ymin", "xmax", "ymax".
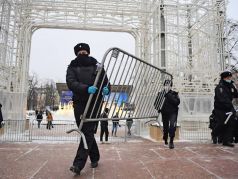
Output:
[
  {"xmin": 66, "ymin": 43, "xmax": 110, "ymax": 175},
  {"xmin": 100, "ymin": 108, "xmax": 109, "ymax": 143},
  {"xmin": 36, "ymin": 110, "xmax": 43, "ymax": 128},
  {"xmin": 212, "ymin": 70, "xmax": 238, "ymax": 147},
  {"xmin": 0, "ymin": 103, "xmax": 3, "ymax": 128},
  {"xmin": 160, "ymin": 86, "xmax": 180, "ymax": 149}
]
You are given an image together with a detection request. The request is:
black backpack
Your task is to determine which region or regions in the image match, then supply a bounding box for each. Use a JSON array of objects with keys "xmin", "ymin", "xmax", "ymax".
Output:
[{"xmin": 208, "ymin": 110, "xmax": 216, "ymax": 129}]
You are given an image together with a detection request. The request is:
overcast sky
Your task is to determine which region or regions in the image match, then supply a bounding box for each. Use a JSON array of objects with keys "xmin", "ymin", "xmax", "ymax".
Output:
[
  {"xmin": 29, "ymin": 0, "xmax": 238, "ymax": 83},
  {"xmin": 29, "ymin": 30, "xmax": 135, "ymax": 83}
]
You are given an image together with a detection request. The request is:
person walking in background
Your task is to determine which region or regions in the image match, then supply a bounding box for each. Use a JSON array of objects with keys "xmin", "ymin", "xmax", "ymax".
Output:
[
  {"xmin": 112, "ymin": 112, "xmax": 120, "ymax": 137},
  {"xmin": 100, "ymin": 108, "xmax": 109, "ymax": 143},
  {"xmin": 46, "ymin": 110, "xmax": 53, "ymax": 130},
  {"xmin": 0, "ymin": 104, "xmax": 3, "ymax": 128},
  {"xmin": 155, "ymin": 81, "xmax": 180, "ymax": 149},
  {"xmin": 36, "ymin": 110, "xmax": 43, "ymax": 128},
  {"xmin": 212, "ymin": 70, "xmax": 238, "ymax": 147},
  {"xmin": 126, "ymin": 114, "xmax": 133, "ymax": 136},
  {"xmin": 66, "ymin": 42, "xmax": 110, "ymax": 175}
]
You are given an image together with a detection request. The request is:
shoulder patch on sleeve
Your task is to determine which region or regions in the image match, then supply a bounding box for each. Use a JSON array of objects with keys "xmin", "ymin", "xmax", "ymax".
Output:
[{"xmin": 219, "ymin": 88, "xmax": 223, "ymax": 93}]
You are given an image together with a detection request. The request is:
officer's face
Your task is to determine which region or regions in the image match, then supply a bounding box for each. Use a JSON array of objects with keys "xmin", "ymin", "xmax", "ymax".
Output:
[
  {"xmin": 164, "ymin": 86, "xmax": 170, "ymax": 93},
  {"xmin": 224, "ymin": 76, "xmax": 232, "ymax": 80},
  {"xmin": 78, "ymin": 50, "xmax": 88, "ymax": 55}
]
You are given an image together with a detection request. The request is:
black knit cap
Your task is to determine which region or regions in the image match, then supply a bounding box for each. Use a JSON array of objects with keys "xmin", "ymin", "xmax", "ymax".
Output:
[
  {"xmin": 220, "ymin": 70, "xmax": 232, "ymax": 79},
  {"xmin": 74, "ymin": 43, "xmax": 90, "ymax": 56}
]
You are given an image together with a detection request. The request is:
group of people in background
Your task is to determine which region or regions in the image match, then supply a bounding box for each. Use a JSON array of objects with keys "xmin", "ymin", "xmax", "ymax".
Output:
[
  {"xmin": 0, "ymin": 104, "xmax": 54, "ymax": 130},
  {"xmin": 35, "ymin": 109, "xmax": 54, "ymax": 130},
  {"xmin": 99, "ymin": 109, "xmax": 134, "ymax": 143}
]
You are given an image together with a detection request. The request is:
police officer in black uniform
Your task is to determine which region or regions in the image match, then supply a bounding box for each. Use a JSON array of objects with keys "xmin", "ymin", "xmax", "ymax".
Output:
[
  {"xmin": 66, "ymin": 43, "xmax": 110, "ymax": 175},
  {"xmin": 160, "ymin": 83, "xmax": 180, "ymax": 149},
  {"xmin": 0, "ymin": 103, "xmax": 3, "ymax": 128},
  {"xmin": 212, "ymin": 70, "xmax": 238, "ymax": 147},
  {"xmin": 154, "ymin": 81, "xmax": 180, "ymax": 149}
]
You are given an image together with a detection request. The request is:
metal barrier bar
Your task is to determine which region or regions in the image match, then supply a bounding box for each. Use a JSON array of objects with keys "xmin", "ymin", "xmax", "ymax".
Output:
[
  {"xmin": 69, "ymin": 47, "xmax": 173, "ymax": 148},
  {"xmin": 0, "ymin": 119, "xmax": 215, "ymax": 142}
]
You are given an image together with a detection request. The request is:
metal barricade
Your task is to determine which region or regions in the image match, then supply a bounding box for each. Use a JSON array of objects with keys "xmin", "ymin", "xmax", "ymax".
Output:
[
  {"xmin": 0, "ymin": 120, "xmax": 30, "ymax": 142},
  {"xmin": 180, "ymin": 120, "xmax": 211, "ymax": 141},
  {"xmin": 31, "ymin": 119, "xmax": 80, "ymax": 142},
  {"xmin": 68, "ymin": 47, "xmax": 173, "ymax": 148}
]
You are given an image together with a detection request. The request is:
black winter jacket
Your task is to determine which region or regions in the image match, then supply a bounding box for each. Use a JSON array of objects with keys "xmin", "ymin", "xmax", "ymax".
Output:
[
  {"xmin": 66, "ymin": 54, "xmax": 109, "ymax": 104},
  {"xmin": 0, "ymin": 104, "xmax": 3, "ymax": 128},
  {"xmin": 214, "ymin": 80, "xmax": 238, "ymax": 112},
  {"xmin": 161, "ymin": 90, "xmax": 180, "ymax": 114},
  {"xmin": 100, "ymin": 112, "xmax": 108, "ymax": 127}
]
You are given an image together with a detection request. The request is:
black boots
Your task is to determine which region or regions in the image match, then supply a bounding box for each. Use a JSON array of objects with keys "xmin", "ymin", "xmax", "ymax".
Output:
[
  {"xmin": 70, "ymin": 166, "xmax": 81, "ymax": 175},
  {"xmin": 91, "ymin": 161, "xmax": 98, "ymax": 168},
  {"xmin": 70, "ymin": 161, "xmax": 98, "ymax": 175},
  {"xmin": 163, "ymin": 136, "xmax": 168, "ymax": 145},
  {"xmin": 223, "ymin": 142, "xmax": 235, "ymax": 147},
  {"xmin": 163, "ymin": 136, "xmax": 175, "ymax": 149},
  {"xmin": 169, "ymin": 142, "xmax": 174, "ymax": 149},
  {"xmin": 212, "ymin": 135, "xmax": 217, "ymax": 144},
  {"xmin": 169, "ymin": 137, "xmax": 174, "ymax": 149}
]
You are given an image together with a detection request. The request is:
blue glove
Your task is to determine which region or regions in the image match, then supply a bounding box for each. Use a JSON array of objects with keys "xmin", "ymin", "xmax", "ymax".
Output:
[
  {"xmin": 88, "ymin": 86, "xmax": 98, "ymax": 94},
  {"xmin": 102, "ymin": 86, "xmax": 109, "ymax": 95}
]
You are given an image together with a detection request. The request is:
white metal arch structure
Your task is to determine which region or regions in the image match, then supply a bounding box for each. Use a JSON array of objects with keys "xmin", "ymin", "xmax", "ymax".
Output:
[{"xmin": 0, "ymin": 0, "xmax": 227, "ymax": 133}]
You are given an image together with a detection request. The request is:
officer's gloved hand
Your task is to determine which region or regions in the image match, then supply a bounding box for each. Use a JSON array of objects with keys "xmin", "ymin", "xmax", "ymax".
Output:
[
  {"xmin": 102, "ymin": 86, "xmax": 109, "ymax": 95},
  {"xmin": 88, "ymin": 86, "xmax": 98, "ymax": 94}
]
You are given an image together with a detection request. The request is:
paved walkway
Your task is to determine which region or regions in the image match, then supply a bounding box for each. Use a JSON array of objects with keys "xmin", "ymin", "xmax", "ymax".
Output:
[{"xmin": 1, "ymin": 138, "xmax": 238, "ymax": 179}]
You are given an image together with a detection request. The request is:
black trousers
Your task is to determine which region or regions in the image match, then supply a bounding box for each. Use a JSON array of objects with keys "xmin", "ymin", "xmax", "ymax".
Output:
[
  {"xmin": 162, "ymin": 112, "xmax": 178, "ymax": 140},
  {"xmin": 100, "ymin": 125, "xmax": 109, "ymax": 141},
  {"xmin": 212, "ymin": 109, "xmax": 235, "ymax": 144},
  {"xmin": 46, "ymin": 121, "xmax": 52, "ymax": 129},
  {"xmin": 234, "ymin": 119, "xmax": 238, "ymax": 142},
  {"xmin": 37, "ymin": 120, "xmax": 42, "ymax": 128},
  {"xmin": 73, "ymin": 102, "xmax": 100, "ymax": 170}
]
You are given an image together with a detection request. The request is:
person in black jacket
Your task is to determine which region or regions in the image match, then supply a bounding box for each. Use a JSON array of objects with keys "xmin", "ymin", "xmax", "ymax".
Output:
[
  {"xmin": 66, "ymin": 43, "xmax": 110, "ymax": 175},
  {"xmin": 36, "ymin": 110, "xmax": 43, "ymax": 128},
  {"xmin": 100, "ymin": 108, "xmax": 109, "ymax": 143},
  {"xmin": 212, "ymin": 70, "xmax": 238, "ymax": 147},
  {"xmin": 160, "ymin": 82, "xmax": 180, "ymax": 149},
  {"xmin": 0, "ymin": 103, "xmax": 3, "ymax": 128},
  {"xmin": 112, "ymin": 112, "xmax": 120, "ymax": 137}
]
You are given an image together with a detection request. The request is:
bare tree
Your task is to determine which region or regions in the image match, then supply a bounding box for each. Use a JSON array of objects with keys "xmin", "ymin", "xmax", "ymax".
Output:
[
  {"xmin": 27, "ymin": 73, "xmax": 39, "ymax": 110},
  {"xmin": 44, "ymin": 80, "xmax": 58, "ymax": 110},
  {"xmin": 225, "ymin": 19, "xmax": 238, "ymax": 71}
]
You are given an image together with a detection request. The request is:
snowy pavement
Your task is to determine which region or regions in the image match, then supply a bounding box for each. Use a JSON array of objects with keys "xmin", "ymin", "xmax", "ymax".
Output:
[{"xmin": 1, "ymin": 139, "xmax": 238, "ymax": 179}]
